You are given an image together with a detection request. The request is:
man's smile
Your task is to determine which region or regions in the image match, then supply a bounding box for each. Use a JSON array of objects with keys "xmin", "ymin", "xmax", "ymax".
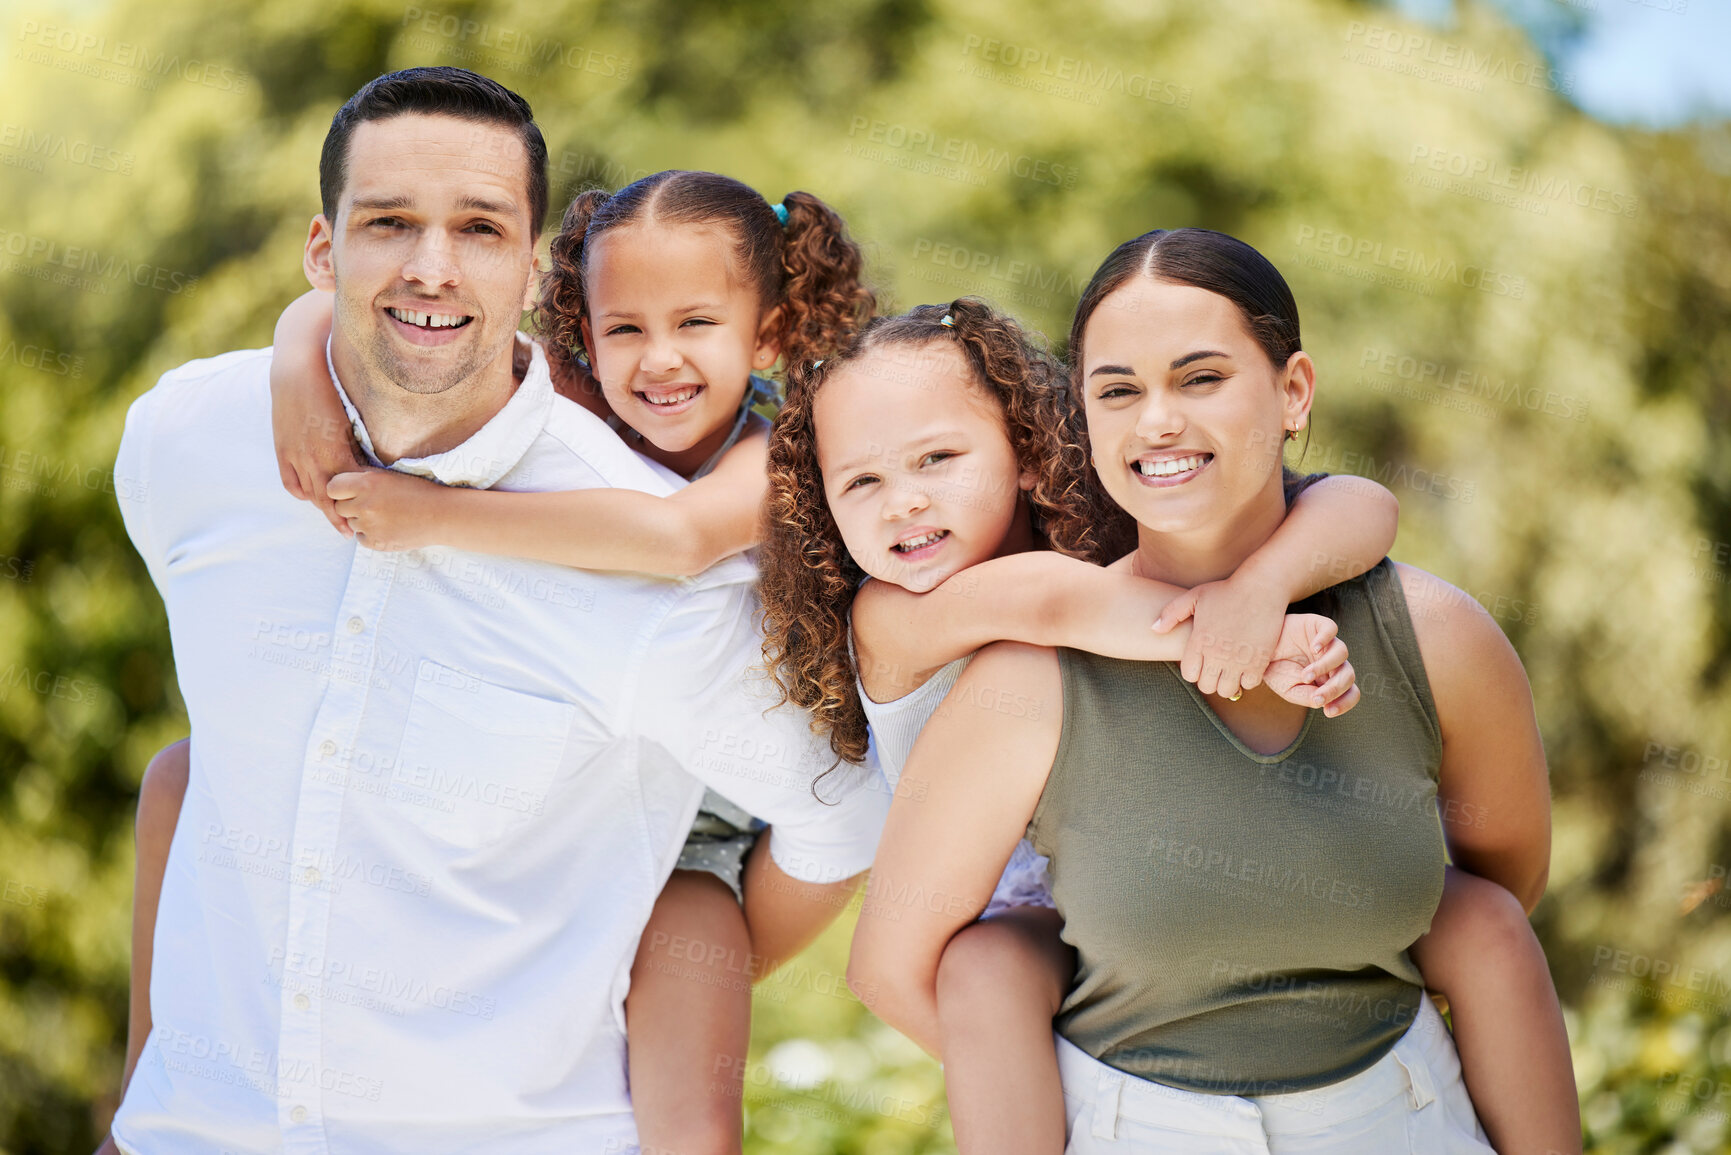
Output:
[{"xmin": 384, "ymin": 304, "xmax": 475, "ymax": 346}]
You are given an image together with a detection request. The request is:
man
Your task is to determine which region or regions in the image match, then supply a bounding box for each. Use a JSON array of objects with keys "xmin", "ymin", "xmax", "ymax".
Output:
[{"xmin": 106, "ymin": 67, "xmax": 886, "ymax": 1153}]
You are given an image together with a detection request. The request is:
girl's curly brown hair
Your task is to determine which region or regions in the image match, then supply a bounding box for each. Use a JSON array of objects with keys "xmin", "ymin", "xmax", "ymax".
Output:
[
  {"xmin": 758, "ymin": 297, "xmax": 1125, "ymax": 770},
  {"xmin": 532, "ymin": 171, "xmax": 875, "ymax": 400}
]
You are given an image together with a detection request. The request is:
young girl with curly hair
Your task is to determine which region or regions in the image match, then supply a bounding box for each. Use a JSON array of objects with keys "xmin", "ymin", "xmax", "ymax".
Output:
[
  {"xmin": 125, "ymin": 170, "xmax": 874, "ymax": 1155},
  {"xmin": 757, "ymin": 296, "xmax": 1399, "ymax": 1151}
]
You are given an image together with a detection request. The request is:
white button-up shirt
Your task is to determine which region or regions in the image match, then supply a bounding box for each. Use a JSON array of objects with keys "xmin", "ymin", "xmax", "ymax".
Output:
[{"xmin": 109, "ymin": 337, "xmax": 888, "ymax": 1154}]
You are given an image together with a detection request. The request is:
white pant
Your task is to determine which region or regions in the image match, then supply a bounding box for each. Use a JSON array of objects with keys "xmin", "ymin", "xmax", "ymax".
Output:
[{"xmin": 1056, "ymin": 999, "xmax": 1495, "ymax": 1153}]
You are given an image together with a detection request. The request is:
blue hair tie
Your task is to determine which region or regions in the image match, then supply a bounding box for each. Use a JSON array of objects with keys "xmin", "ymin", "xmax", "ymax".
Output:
[
  {"xmin": 939, "ymin": 314, "xmax": 954, "ymax": 327},
  {"xmin": 772, "ymin": 202, "xmax": 789, "ymax": 227}
]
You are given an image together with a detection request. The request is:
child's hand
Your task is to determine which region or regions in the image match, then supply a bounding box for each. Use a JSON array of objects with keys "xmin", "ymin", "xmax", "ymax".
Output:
[
  {"xmin": 1152, "ymin": 572, "xmax": 1287, "ymax": 698},
  {"xmin": 326, "ymin": 469, "xmax": 445, "ymax": 552},
  {"xmin": 1263, "ymin": 613, "xmax": 1361, "ymax": 717},
  {"xmin": 272, "ymin": 369, "xmax": 363, "ymax": 537}
]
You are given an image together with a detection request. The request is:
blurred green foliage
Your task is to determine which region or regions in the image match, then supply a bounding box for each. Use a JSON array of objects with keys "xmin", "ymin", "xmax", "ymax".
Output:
[{"xmin": 1, "ymin": 0, "xmax": 1728, "ymax": 1150}]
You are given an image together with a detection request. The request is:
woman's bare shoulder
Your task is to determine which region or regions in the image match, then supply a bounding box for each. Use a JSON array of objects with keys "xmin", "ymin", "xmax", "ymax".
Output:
[
  {"xmin": 1391, "ymin": 562, "xmax": 1531, "ymax": 727},
  {"xmin": 941, "ymin": 640, "xmax": 1065, "ymax": 729},
  {"xmin": 1393, "ymin": 563, "xmax": 1510, "ymax": 653}
]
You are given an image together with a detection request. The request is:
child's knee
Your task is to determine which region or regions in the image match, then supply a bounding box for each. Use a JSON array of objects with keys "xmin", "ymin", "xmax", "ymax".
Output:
[
  {"xmin": 657, "ymin": 869, "xmax": 745, "ymax": 919},
  {"xmin": 1423, "ymin": 871, "xmax": 1543, "ymax": 991},
  {"xmin": 1475, "ymin": 885, "xmax": 1543, "ymax": 962},
  {"xmin": 636, "ymin": 873, "xmax": 750, "ymax": 975},
  {"xmin": 1441, "ymin": 870, "xmax": 1533, "ymax": 943}
]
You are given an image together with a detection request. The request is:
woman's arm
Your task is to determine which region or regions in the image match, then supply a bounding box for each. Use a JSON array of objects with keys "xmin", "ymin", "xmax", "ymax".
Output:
[
  {"xmin": 1154, "ymin": 476, "xmax": 1399, "ymax": 696},
  {"xmin": 848, "ymin": 641, "xmax": 1066, "ymax": 1055},
  {"xmin": 270, "ymin": 289, "xmax": 360, "ymax": 534},
  {"xmin": 326, "ymin": 426, "xmax": 768, "ymax": 576},
  {"xmin": 1397, "ymin": 563, "xmax": 1551, "ymax": 911}
]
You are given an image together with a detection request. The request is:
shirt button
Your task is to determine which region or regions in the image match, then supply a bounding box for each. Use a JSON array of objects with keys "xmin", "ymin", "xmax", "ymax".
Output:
[
  {"xmin": 346, "ymin": 616, "xmax": 365, "ymax": 634},
  {"xmin": 290, "ymin": 1105, "xmax": 308, "ymax": 1123},
  {"xmin": 294, "ymin": 992, "xmax": 310, "ymax": 1011},
  {"xmin": 303, "ymin": 867, "xmax": 321, "ymax": 885},
  {"xmin": 318, "ymin": 740, "xmax": 337, "ymax": 758}
]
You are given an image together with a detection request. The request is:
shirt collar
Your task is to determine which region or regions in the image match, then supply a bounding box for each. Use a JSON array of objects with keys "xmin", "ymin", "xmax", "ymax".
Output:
[{"xmin": 323, "ymin": 333, "xmax": 553, "ymax": 489}]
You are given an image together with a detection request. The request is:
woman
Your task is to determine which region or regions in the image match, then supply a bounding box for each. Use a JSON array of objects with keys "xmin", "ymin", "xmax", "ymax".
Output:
[{"xmin": 848, "ymin": 228, "xmax": 1567, "ymax": 1152}]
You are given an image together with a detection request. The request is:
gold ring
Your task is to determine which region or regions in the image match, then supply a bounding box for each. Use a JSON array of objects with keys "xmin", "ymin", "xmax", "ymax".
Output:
[{"xmin": 1226, "ymin": 688, "xmax": 1243, "ymax": 702}]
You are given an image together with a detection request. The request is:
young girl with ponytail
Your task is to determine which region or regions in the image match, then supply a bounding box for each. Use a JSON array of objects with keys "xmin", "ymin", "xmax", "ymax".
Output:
[{"xmin": 126, "ymin": 171, "xmax": 875, "ymax": 1155}]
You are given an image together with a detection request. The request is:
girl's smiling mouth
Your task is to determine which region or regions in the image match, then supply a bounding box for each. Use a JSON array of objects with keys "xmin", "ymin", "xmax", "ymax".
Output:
[
  {"xmin": 891, "ymin": 528, "xmax": 950, "ymax": 561},
  {"xmin": 636, "ymin": 383, "xmax": 706, "ymax": 413}
]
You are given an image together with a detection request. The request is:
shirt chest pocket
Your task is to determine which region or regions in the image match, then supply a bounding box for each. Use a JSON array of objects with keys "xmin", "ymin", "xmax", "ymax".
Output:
[{"xmin": 391, "ymin": 659, "xmax": 577, "ymax": 850}]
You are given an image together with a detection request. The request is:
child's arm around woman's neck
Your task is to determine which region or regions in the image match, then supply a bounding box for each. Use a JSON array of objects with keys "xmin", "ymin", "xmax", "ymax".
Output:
[{"xmin": 850, "ymin": 551, "xmax": 1196, "ymax": 703}]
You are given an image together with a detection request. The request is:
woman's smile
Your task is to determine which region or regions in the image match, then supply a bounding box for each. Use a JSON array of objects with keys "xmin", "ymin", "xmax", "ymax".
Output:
[{"xmin": 1131, "ymin": 451, "xmax": 1214, "ymax": 488}]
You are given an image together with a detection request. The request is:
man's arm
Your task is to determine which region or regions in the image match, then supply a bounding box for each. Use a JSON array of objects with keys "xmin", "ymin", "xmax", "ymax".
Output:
[
  {"xmin": 739, "ymin": 835, "xmax": 865, "ymax": 980},
  {"xmin": 122, "ymin": 741, "xmax": 189, "ymax": 1093},
  {"xmin": 630, "ymin": 577, "xmax": 890, "ymax": 889}
]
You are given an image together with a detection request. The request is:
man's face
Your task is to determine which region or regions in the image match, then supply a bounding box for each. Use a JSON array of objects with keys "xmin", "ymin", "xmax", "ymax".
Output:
[{"xmin": 306, "ymin": 113, "xmax": 538, "ymax": 395}]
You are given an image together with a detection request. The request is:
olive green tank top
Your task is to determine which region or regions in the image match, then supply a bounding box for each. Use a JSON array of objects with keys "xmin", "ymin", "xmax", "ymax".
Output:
[{"xmin": 1026, "ymin": 558, "xmax": 1446, "ymax": 1095}]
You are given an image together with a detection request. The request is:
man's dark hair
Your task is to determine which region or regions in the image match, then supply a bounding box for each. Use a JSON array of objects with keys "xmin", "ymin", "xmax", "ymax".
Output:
[{"xmin": 319, "ymin": 66, "xmax": 549, "ymax": 238}]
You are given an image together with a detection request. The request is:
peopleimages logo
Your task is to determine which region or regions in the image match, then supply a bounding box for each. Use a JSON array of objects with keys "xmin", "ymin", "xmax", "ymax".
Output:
[
  {"xmin": 0, "ymin": 227, "xmax": 198, "ymax": 296},
  {"xmin": 845, "ymin": 118, "xmax": 1079, "ymax": 189},
  {"xmin": 1342, "ymin": 22, "xmax": 1574, "ymax": 95},
  {"xmin": 399, "ymin": 8, "xmax": 631, "ymax": 79},
  {"xmin": 1408, "ymin": 145, "xmax": 1639, "ymax": 218},
  {"xmin": 958, "ymin": 35, "xmax": 1191, "ymax": 107},
  {"xmin": 0, "ymin": 123, "xmax": 135, "ymax": 176},
  {"xmin": 908, "ymin": 238, "xmax": 1084, "ymax": 297},
  {"xmin": 15, "ymin": 20, "xmax": 249, "ymax": 93},
  {"xmin": 0, "ymin": 339, "xmax": 83, "ymax": 378},
  {"xmin": 1359, "ymin": 347, "xmax": 1589, "ymax": 423},
  {"xmin": 1294, "ymin": 226, "xmax": 1525, "ymax": 299}
]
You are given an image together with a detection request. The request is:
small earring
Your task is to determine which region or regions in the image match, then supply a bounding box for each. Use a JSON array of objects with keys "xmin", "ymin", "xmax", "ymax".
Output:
[{"xmin": 1284, "ymin": 426, "xmax": 1300, "ymax": 442}]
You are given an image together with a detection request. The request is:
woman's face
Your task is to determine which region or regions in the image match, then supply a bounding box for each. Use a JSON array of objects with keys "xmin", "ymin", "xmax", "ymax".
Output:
[
  {"xmin": 814, "ymin": 341, "xmax": 1036, "ymax": 593},
  {"xmin": 1080, "ymin": 275, "xmax": 1312, "ymax": 536}
]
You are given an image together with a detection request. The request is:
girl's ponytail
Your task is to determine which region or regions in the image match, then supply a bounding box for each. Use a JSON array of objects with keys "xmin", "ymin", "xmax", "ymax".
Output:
[{"xmin": 776, "ymin": 190, "xmax": 875, "ymax": 371}]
